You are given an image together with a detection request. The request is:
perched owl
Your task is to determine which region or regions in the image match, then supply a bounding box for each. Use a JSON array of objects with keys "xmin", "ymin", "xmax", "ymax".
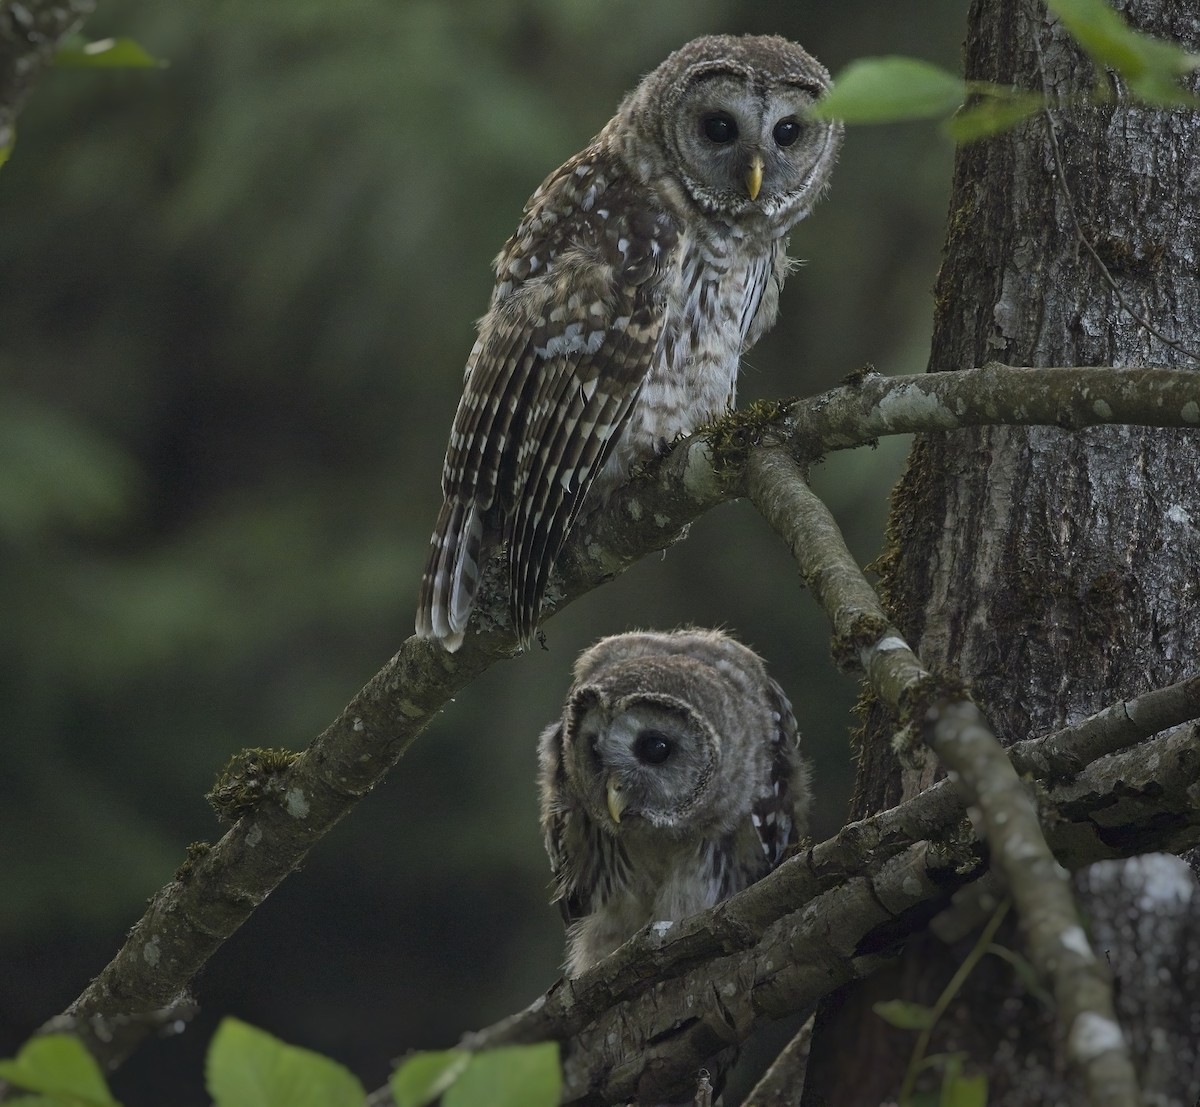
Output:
[
  {"xmin": 415, "ymin": 35, "xmax": 842, "ymax": 650},
  {"xmin": 537, "ymin": 628, "xmax": 810, "ymax": 977}
]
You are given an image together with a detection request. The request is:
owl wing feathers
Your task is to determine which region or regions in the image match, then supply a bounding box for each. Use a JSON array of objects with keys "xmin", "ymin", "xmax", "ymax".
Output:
[
  {"xmin": 416, "ymin": 150, "xmax": 679, "ymax": 648},
  {"xmin": 750, "ymin": 676, "xmax": 808, "ymax": 867}
]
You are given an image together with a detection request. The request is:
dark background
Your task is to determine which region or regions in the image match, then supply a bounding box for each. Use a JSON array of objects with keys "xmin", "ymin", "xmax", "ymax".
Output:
[{"xmin": 0, "ymin": 1, "xmax": 963, "ymax": 1100}]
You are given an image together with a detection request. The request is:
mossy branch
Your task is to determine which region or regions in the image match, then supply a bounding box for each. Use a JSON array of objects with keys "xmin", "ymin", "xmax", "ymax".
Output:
[{"xmin": 38, "ymin": 364, "xmax": 1200, "ymax": 1079}]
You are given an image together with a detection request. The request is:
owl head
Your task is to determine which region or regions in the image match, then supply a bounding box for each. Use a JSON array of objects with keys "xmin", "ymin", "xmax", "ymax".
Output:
[
  {"xmin": 616, "ymin": 33, "xmax": 843, "ymax": 222},
  {"xmin": 556, "ymin": 630, "xmax": 781, "ymax": 839}
]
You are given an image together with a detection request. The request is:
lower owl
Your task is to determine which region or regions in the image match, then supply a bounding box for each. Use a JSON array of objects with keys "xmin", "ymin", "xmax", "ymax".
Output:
[{"xmin": 537, "ymin": 628, "xmax": 810, "ymax": 977}]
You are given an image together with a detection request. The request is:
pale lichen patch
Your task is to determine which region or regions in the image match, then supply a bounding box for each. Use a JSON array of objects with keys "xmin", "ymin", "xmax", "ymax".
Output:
[
  {"xmin": 285, "ymin": 788, "xmax": 311, "ymax": 819},
  {"xmin": 1181, "ymin": 400, "xmax": 1199, "ymax": 424},
  {"xmin": 876, "ymin": 383, "xmax": 958, "ymax": 431},
  {"xmin": 1059, "ymin": 924, "xmax": 1095, "ymax": 961},
  {"xmin": 1069, "ymin": 1013, "xmax": 1125, "ymax": 1061}
]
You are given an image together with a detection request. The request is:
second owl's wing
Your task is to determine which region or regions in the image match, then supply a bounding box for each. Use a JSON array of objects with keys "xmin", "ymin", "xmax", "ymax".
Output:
[
  {"xmin": 751, "ymin": 677, "xmax": 810, "ymax": 868},
  {"xmin": 437, "ymin": 150, "xmax": 680, "ymax": 646}
]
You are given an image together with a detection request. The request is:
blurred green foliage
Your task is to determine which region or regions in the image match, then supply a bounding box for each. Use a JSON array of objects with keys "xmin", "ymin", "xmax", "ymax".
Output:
[{"xmin": 0, "ymin": 0, "xmax": 963, "ymax": 1102}]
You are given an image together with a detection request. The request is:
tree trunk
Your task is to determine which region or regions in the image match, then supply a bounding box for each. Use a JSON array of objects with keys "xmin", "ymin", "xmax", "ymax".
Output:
[{"xmin": 802, "ymin": 1, "xmax": 1200, "ymax": 1104}]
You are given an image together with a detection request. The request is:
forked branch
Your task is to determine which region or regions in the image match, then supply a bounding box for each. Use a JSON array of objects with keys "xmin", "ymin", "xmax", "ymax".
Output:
[{"xmin": 40, "ymin": 364, "xmax": 1200, "ymax": 1083}]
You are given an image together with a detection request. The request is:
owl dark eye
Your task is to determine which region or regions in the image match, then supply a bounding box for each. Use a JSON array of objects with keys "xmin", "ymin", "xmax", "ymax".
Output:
[
  {"xmin": 702, "ymin": 112, "xmax": 738, "ymax": 144},
  {"xmin": 633, "ymin": 729, "xmax": 674, "ymax": 765},
  {"xmin": 773, "ymin": 118, "xmax": 802, "ymax": 147}
]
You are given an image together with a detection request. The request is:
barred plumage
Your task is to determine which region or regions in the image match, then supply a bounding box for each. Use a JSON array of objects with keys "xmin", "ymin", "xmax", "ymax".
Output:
[
  {"xmin": 536, "ymin": 627, "xmax": 810, "ymax": 977},
  {"xmin": 416, "ymin": 35, "xmax": 842, "ymax": 650}
]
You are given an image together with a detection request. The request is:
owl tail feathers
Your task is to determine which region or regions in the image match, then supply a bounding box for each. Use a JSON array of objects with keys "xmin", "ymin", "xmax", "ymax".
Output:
[{"xmin": 414, "ymin": 500, "xmax": 484, "ymax": 653}]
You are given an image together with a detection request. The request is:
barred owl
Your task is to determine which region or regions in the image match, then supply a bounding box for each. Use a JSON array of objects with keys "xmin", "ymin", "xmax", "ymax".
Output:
[
  {"xmin": 415, "ymin": 35, "xmax": 842, "ymax": 650},
  {"xmin": 538, "ymin": 628, "xmax": 809, "ymax": 977}
]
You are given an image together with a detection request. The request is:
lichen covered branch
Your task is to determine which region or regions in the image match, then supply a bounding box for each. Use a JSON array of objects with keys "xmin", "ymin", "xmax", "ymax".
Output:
[
  {"xmin": 744, "ymin": 446, "xmax": 1142, "ymax": 1107},
  {"xmin": 45, "ymin": 363, "xmax": 1197, "ymax": 1075}
]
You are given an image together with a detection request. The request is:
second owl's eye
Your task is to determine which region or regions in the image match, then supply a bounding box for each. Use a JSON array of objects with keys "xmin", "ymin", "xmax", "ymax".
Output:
[
  {"xmin": 633, "ymin": 729, "xmax": 674, "ymax": 765},
  {"xmin": 773, "ymin": 118, "xmax": 802, "ymax": 147},
  {"xmin": 702, "ymin": 112, "xmax": 739, "ymax": 144}
]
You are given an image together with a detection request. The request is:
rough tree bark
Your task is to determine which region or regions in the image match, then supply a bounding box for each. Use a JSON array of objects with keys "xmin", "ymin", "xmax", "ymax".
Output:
[{"xmin": 803, "ymin": 2, "xmax": 1200, "ymax": 1105}]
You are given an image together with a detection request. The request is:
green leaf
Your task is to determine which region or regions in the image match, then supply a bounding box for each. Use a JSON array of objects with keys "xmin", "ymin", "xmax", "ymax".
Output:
[
  {"xmin": 940, "ymin": 1072, "xmax": 988, "ymax": 1107},
  {"xmin": 812, "ymin": 57, "xmax": 965, "ymax": 124},
  {"xmin": 206, "ymin": 1019, "xmax": 364, "ymax": 1107},
  {"xmin": 0, "ymin": 128, "xmax": 12, "ymax": 171},
  {"xmin": 4, "ymin": 1097, "xmax": 80, "ymax": 1106},
  {"xmin": 1047, "ymin": 0, "xmax": 1200, "ymax": 103},
  {"xmin": 945, "ymin": 92, "xmax": 1043, "ymax": 141},
  {"xmin": 1126, "ymin": 67, "xmax": 1200, "ymax": 107},
  {"xmin": 0, "ymin": 1037, "xmax": 118, "ymax": 1105},
  {"xmin": 871, "ymin": 999, "xmax": 937, "ymax": 1030},
  {"xmin": 391, "ymin": 1050, "xmax": 471, "ymax": 1107},
  {"xmin": 54, "ymin": 37, "xmax": 165, "ymax": 69},
  {"xmin": 444, "ymin": 1044, "xmax": 561, "ymax": 1107}
]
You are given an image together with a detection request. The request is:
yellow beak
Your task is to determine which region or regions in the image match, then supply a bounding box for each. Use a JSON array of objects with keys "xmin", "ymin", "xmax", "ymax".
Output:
[
  {"xmin": 606, "ymin": 778, "xmax": 627, "ymax": 823},
  {"xmin": 745, "ymin": 155, "xmax": 764, "ymax": 201}
]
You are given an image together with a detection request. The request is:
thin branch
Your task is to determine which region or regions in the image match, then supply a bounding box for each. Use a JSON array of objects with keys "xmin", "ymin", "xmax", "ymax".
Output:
[
  {"xmin": 744, "ymin": 447, "xmax": 1141, "ymax": 1107},
  {"xmin": 43, "ymin": 364, "xmax": 1200, "ymax": 1073},
  {"xmin": 897, "ymin": 899, "xmax": 1011, "ymax": 1105},
  {"xmin": 1010, "ymin": 671, "xmax": 1200, "ymax": 781}
]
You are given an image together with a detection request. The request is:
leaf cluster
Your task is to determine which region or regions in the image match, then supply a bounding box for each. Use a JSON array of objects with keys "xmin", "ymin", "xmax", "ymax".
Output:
[
  {"xmin": 810, "ymin": 0, "xmax": 1200, "ymax": 140},
  {"xmin": 0, "ymin": 1027, "xmax": 560, "ymax": 1107}
]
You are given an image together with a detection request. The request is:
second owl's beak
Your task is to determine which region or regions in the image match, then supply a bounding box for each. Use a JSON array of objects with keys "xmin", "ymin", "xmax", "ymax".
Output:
[
  {"xmin": 606, "ymin": 778, "xmax": 627, "ymax": 823},
  {"xmin": 745, "ymin": 155, "xmax": 764, "ymax": 201}
]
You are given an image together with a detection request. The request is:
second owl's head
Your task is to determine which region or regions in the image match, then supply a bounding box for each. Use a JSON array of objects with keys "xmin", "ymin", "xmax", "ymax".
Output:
[{"xmin": 565, "ymin": 681, "xmax": 718, "ymax": 835}]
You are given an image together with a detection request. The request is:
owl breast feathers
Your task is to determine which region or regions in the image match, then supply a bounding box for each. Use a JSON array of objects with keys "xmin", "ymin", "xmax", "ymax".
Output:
[
  {"xmin": 416, "ymin": 34, "xmax": 842, "ymax": 650},
  {"xmin": 537, "ymin": 628, "xmax": 810, "ymax": 977}
]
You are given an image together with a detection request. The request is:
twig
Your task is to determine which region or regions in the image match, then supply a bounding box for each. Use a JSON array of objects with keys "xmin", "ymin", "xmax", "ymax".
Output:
[
  {"xmin": 896, "ymin": 899, "xmax": 1011, "ymax": 1105},
  {"xmin": 1010, "ymin": 671, "xmax": 1200, "ymax": 781},
  {"xmin": 744, "ymin": 447, "xmax": 1141, "ymax": 1107}
]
